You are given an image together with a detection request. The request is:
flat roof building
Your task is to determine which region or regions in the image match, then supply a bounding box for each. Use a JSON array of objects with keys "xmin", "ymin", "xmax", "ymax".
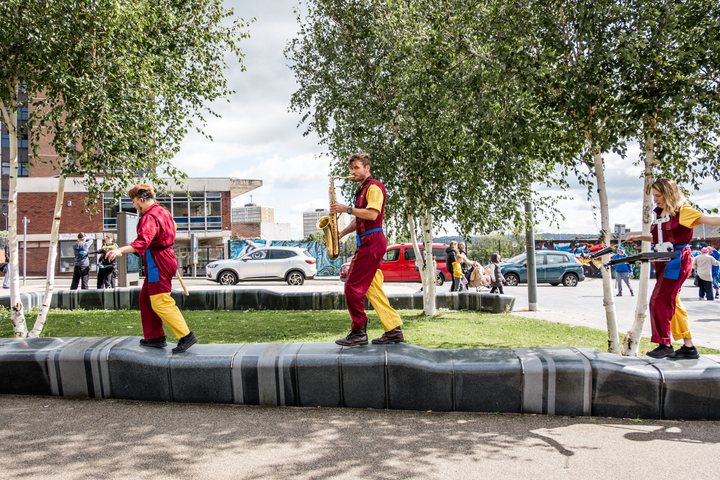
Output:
[{"xmin": 303, "ymin": 208, "xmax": 345, "ymax": 239}]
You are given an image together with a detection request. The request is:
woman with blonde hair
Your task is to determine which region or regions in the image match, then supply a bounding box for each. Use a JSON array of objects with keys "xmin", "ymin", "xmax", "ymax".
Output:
[{"xmin": 627, "ymin": 179, "xmax": 720, "ymax": 359}]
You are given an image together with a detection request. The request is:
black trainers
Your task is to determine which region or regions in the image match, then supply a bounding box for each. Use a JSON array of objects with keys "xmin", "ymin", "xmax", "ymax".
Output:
[
  {"xmin": 172, "ymin": 332, "xmax": 198, "ymax": 353},
  {"xmin": 646, "ymin": 344, "xmax": 674, "ymax": 359},
  {"xmin": 140, "ymin": 336, "xmax": 167, "ymax": 348},
  {"xmin": 671, "ymin": 345, "xmax": 700, "ymax": 359}
]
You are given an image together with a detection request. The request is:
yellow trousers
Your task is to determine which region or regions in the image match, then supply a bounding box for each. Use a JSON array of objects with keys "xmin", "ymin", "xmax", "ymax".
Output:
[{"xmin": 366, "ymin": 270, "xmax": 403, "ymax": 332}]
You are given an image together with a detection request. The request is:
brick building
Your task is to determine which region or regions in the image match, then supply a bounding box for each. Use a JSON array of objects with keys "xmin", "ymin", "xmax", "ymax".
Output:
[{"xmin": 17, "ymin": 177, "xmax": 262, "ymax": 276}]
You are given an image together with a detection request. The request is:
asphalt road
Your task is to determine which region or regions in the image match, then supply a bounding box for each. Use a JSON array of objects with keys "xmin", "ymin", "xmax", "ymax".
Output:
[{"xmin": 2, "ymin": 394, "xmax": 720, "ymax": 480}]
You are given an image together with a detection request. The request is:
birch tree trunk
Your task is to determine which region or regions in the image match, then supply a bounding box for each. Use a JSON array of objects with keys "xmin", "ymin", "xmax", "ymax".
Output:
[
  {"xmin": 29, "ymin": 174, "xmax": 66, "ymax": 337},
  {"xmin": 0, "ymin": 77, "xmax": 28, "ymax": 337},
  {"xmin": 623, "ymin": 124, "xmax": 656, "ymax": 355},
  {"xmin": 420, "ymin": 208, "xmax": 436, "ymax": 316},
  {"xmin": 592, "ymin": 145, "xmax": 621, "ymax": 354},
  {"xmin": 407, "ymin": 212, "xmax": 429, "ymax": 295}
]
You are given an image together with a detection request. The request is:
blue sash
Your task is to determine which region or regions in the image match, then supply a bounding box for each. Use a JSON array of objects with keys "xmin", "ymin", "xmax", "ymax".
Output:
[
  {"xmin": 664, "ymin": 244, "xmax": 689, "ymax": 280},
  {"xmin": 357, "ymin": 228, "xmax": 384, "ymax": 247}
]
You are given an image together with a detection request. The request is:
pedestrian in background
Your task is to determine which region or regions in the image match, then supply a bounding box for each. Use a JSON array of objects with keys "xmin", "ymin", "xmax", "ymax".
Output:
[
  {"xmin": 692, "ymin": 247, "xmax": 718, "ymax": 300},
  {"xmin": 612, "ymin": 246, "xmax": 634, "ymax": 296},
  {"xmin": 709, "ymin": 245, "xmax": 720, "ymax": 297},
  {"xmin": 2, "ymin": 243, "xmax": 9, "ymax": 289},
  {"xmin": 97, "ymin": 233, "xmax": 119, "ymax": 289},
  {"xmin": 489, "ymin": 253, "xmax": 505, "ymax": 294},
  {"xmin": 70, "ymin": 233, "xmax": 93, "ymax": 290}
]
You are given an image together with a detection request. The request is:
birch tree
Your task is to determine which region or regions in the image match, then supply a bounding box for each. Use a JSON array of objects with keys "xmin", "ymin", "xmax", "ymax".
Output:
[
  {"xmin": 0, "ymin": 0, "xmax": 251, "ymax": 337},
  {"xmin": 478, "ymin": 0, "xmax": 634, "ymax": 353},
  {"xmin": 287, "ymin": 0, "xmax": 569, "ymax": 315}
]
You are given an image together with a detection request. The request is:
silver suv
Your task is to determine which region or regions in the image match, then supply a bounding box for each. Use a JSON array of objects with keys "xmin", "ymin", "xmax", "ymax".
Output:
[{"xmin": 205, "ymin": 247, "xmax": 318, "ymax": 286}]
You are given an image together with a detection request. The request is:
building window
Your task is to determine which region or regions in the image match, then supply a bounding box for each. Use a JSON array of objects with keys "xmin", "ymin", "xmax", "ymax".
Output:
[{"xmin": 102, "ymin": 191, "xmax": 222, "ymax": 232}]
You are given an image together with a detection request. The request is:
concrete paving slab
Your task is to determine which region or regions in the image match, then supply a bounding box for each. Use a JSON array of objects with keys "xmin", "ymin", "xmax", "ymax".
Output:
[{"xmin": 1, "ymin": 394, "xmax": 719, "ymax": 479}]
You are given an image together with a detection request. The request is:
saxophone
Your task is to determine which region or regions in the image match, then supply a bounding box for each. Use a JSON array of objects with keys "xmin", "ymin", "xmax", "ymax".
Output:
[{"xmin": 317, "ymin": 175, "xmax": 353, "ymax": 260}]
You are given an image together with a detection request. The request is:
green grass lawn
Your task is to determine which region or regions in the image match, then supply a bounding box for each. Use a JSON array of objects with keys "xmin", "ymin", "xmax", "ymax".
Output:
[{"xmin": 2, "ymin": 307, "xmax": 717, "ymax": 355}]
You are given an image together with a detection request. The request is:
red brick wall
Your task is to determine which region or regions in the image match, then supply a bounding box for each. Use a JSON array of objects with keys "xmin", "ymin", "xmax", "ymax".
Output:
[
  {"xmin": 232, "ymin": 223, "xmax": 261, "ymax": 238},
  {"xmin": 18, "ymin": 192, "xmax": 103, "ymax": 235},
  {"xmin": 222, "ymin": 192, "xmax": 231, "ymax": 232},
  {"xmin": 16, "ymin": 242, "xmax": 59, "ymax": 276}
]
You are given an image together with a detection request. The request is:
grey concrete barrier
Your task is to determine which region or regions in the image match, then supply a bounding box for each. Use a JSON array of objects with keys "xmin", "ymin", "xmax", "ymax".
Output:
[
  {"xmin": 0, "ymin": 289, "xmax": 515, "ymax": 313},
  {"xmin": 2, "ymin": 338, "xmax": 720, "ymax": 420}
]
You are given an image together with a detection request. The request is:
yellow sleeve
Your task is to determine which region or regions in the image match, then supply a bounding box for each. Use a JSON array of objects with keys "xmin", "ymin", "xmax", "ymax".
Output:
[
  {"xmin": 679, "ymin": 205, "xmax": 703, "ymax": 228},
  {"xmin": 366, "ymin": 184, "xmax": 384, "ymax": 213}
]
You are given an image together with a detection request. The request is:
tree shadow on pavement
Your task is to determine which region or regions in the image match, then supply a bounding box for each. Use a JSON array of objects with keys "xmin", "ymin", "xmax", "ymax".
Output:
[{"xmin": 1, "ymin": 395, "xmax": 719, "ymax": 479}]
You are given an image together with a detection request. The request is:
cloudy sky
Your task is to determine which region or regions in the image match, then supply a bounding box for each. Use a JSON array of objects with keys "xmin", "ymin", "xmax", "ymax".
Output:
[{"xmin": 172, "ymin": 0, "xmax": 720, "ymax": 239}]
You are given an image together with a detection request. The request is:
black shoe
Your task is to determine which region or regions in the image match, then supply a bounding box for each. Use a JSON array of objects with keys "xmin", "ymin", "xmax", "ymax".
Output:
[
  {"xmin": 172, "ymin": 332, "xmax": 198, "ymax": 353},
  {"xmin": 335, "ymin": 325, "xmax": 368, "ymax": 346},
  {"xmin": 671, "ymin": 345, "xmax": 700, "ymax": 359},
  {"xmin": 371, "ymin": 327, "xmax": 405, "ymax": 344},
  {"xmin": 140, "ymin": 336, "xmax": 167, "ymax": 348},
  {"xmin": 646, "ymin": 344, "xmax": 674, "ymax": 359},
  {"xmin": 630, "ymin": 290, "xmax": 634, "ymax": 297},
  {"xmin": 616, "ymin": 292, "xmax": 622, "ymax": 297}
]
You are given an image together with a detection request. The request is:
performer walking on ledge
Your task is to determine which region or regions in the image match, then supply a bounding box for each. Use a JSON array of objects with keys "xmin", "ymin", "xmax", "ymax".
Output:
[
  {"xmin": 626, "ymin": 179, "xmax": 720, "ymax": 359},
  {"xmin": 330, "ymin": 152, "xmax": 404, "ymax": 346},
  {"xmin": 106, "ymin": 184, "xmax": 198, "ymax": 353}
]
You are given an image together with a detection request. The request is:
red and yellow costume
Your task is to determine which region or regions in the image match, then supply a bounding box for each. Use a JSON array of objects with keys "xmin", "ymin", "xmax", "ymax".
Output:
[
  {"xmin": 649, "ymin": 204, "xmax": 703, "ymax": 344},
  {"xmin": 131, "ymin": 203, "xmax": 190, "ymax": 340},
  {"xmin": 345, "ymin": 176, "xmax": 403, "ymax": 332}
]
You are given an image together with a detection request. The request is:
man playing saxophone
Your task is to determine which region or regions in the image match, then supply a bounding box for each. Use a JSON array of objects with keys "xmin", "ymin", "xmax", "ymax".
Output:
[{"xmin": 330, "ymin": 152, "xmax": 404, "ymax": 345}]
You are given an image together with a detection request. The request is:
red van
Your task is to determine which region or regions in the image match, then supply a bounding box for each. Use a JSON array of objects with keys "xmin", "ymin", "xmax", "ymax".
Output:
[{"xmin": 340, "ymin": 243, "xmax": 451, "ymax": 284}]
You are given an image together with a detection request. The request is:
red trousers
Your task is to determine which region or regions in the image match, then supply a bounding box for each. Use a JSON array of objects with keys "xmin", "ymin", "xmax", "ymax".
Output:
[
  {"xmin": 649, "ymin": 249, "xmax": 692, "ymax": 344},
  {"xmin": 344, "ymin": 232, "xmax": 402, "ymax": 332},
  {"xmin": 139, "ymin": 248, "xmax": 190, "ymax": 340}
]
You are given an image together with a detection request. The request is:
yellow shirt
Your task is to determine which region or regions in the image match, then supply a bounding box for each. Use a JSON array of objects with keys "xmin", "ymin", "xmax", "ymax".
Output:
[
  {"xmin": 366, "ymin": 184, "xmax": 384, "ymax": 213},
  {"xmin": 679, "ymin": 204, "xmax": 703, "ymax": 229}
]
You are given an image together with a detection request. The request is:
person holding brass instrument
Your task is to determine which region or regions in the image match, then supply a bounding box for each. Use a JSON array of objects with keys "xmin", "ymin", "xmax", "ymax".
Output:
[{"xmin": 330, "ymin": 152, "xmax": 404, "ymax": 346}]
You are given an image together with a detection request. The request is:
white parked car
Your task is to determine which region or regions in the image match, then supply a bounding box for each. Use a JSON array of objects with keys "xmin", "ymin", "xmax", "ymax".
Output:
[{"xmin": 206, "ymin": 247, "xmax": 317, "ymax": 286}]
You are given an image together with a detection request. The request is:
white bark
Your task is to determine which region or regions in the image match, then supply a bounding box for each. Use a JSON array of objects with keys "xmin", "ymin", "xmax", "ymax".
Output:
[
  {"xmin": 420, "ymin": 208, "xmax": 436, "ymax": 316},
  {"xmin": 407, "ymin": 212, "xmax": 428, "ymax": 294},
  {"xmin": 0, "ymin": 77, "xmax": 28, "ymax": 337},
  {"xmin": 29, "ymin": 174, "xmax": 66, "ymax": 337},
  {"xmin": 592, "ymin": 147, "xmax": 621, "ymax": 354},
  {"xmin": 623, "ymin": 126, "xmax": 655, "ymax": 355}
]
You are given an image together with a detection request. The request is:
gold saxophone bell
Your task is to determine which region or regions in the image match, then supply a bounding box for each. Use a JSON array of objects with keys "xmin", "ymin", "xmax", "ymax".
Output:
[{"xmin": 317, "ymin": 175, "xmax": 353, "ymax": 260}]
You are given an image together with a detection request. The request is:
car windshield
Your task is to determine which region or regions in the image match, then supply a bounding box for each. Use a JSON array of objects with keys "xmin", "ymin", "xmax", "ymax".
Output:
[
  {"xmin": 506, "ymin": 253, "xmax": 526, "ymax": 264},
  {"xmin": 303, "ymin": 250, "xmax": 313, "ymax": 257}
]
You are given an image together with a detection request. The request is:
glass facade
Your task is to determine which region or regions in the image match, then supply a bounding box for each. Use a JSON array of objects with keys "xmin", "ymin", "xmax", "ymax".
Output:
[{"xmin": 103, "ymin": 191, "xmax": 223, "ymax": 232}]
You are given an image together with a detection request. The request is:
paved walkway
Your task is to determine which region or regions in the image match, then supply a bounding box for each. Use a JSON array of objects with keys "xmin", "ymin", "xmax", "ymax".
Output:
[{"xmin": 1, "ymin": 394, "xmax": 719, "ymax": 480}]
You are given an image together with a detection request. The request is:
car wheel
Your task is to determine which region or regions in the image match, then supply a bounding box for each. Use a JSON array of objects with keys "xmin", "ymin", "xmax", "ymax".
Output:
[
  {"xmin": 505, "ymin": 273, "xmax": 520, "ymax": 287},
  {"xmin": 563, "ymin": 273, "xmax": 579, "ymax": 287},
  {"xmin": 436, "ymin": 272, "xmax": 445, "ymax": 286},
  {"xmin": 550, "ymin": 283, "xmax": 560, "ymax": 287},
  {"xmin": 218, "ymin": 271, "xmax": 238, "ymax": 286},
  {"xmin": 286, "ymin": 271, "xmax": 305, "ymax": 286}
]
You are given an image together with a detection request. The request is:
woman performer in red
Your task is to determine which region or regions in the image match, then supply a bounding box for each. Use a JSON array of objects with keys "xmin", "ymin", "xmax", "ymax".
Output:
[{"xmin": 627, "ymin": 179, "xmax": 720, "ymax": 359}]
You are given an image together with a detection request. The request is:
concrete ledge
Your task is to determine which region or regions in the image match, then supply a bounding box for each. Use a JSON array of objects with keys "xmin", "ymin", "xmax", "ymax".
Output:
[
  {"xmin": 0, "ymin": 289, "xmax": 515, "ymax": 314},
  {"xmin": 2, "ymin": 338, "xmax": 720, "ymax": 420}
]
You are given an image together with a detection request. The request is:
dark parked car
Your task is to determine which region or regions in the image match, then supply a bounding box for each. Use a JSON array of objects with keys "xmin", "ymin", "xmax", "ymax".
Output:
[{"xmin": 500, "ymin": 251, "xmax": 584, "ymax": 287}]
